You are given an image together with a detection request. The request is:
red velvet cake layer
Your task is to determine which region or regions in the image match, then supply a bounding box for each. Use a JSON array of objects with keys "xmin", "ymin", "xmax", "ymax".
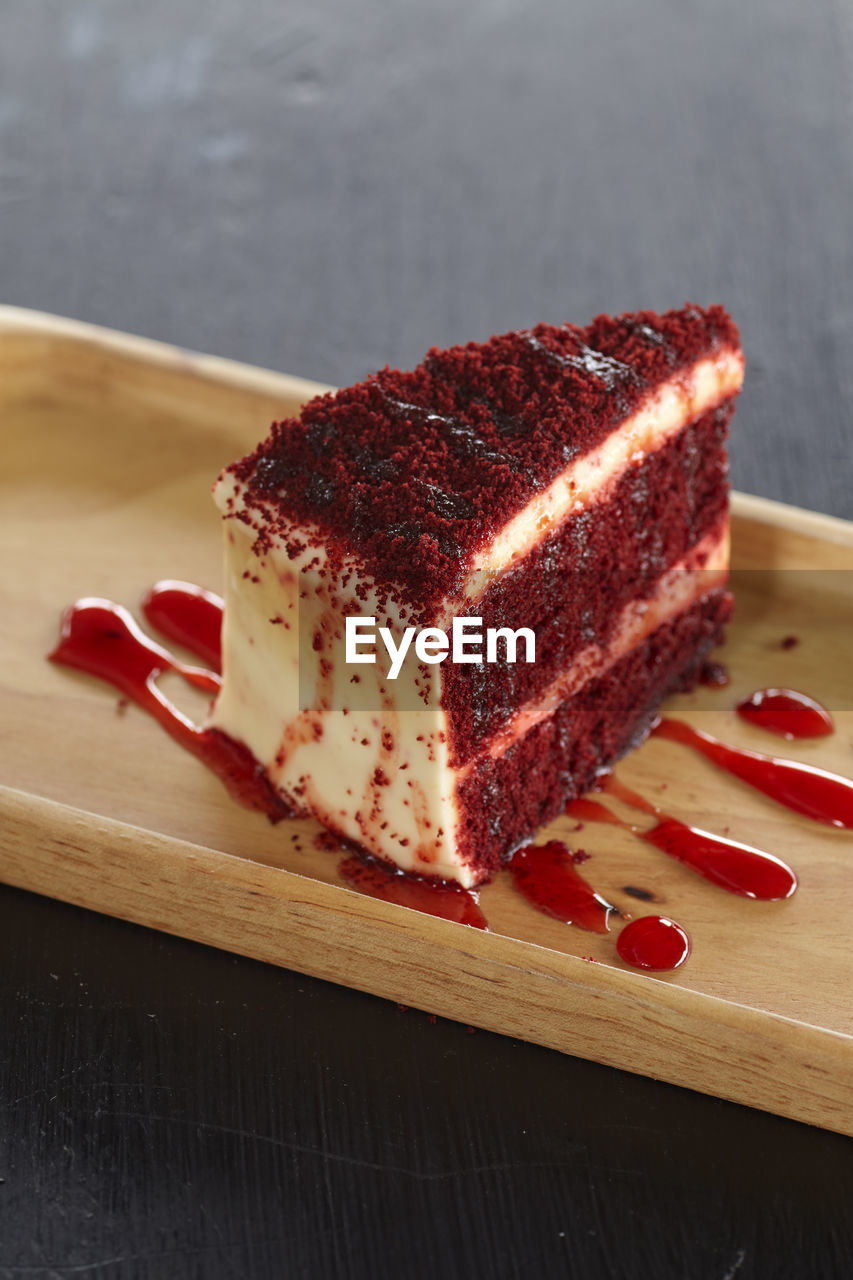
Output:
[
  {"xmin": 453, "ymin": 589, "xmax": 733, "ymax": 881},
  {"xmin": 226, "ymin": 305, "xmax": 739, "ymax": 615},
  {"xmin": 441, "ymin": 402, "xmax": 732, "ymax": 761}
]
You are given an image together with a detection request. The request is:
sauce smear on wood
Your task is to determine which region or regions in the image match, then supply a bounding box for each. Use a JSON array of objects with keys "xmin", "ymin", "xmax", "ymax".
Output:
[
  {"xmin": 339, "ymin": 855, "xmax": 488, "ymax": 929},
  {"xmin": 654, "ymin": 717, "xmax": 853, "ymax": 828},
  {"xmin": 569, "ymin": 778, "xmax": 798, "ymax": 900},
  {"xmin": 508, "ymin": 840, "xmax": 618, "ymax": 933},
  {"xmin": 49, "ymin": 598, "xmax": 289, "ymax": 819}
]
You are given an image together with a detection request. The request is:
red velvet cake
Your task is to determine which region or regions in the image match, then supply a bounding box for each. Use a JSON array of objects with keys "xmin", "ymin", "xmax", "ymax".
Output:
[{"xmin": 209, "ymin": 305, "xmax": 744, "ymax": 886}]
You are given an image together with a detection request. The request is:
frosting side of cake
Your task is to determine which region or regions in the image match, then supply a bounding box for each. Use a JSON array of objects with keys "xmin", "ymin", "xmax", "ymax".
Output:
[{"xmin": 210, "ymin": 517, "xmax": 459, "ymax": 874}]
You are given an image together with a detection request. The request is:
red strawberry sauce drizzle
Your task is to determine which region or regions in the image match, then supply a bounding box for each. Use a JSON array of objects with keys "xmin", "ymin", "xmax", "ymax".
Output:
[
  {"xmin": 568, "ymin": 776, "xmax": 798, "ymax": 901},
  {"xmin": 653, "ymin": 717, "xmax": 853, "ymax": 828},
  {"xmin": 48, "ymin": 586, "xmax": 853, "ymax": 969},
  {"xmin": 49, "ymin": 598, "xmax": 289, "ymax": 821}
]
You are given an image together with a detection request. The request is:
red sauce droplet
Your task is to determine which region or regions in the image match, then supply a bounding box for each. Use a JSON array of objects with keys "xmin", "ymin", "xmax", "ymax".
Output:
[
  {"xmin": 781, "ymin": 635, "xmax": 799, "ymax": 650},
  {"xmin": 617, "ymin": 916, "xmax": 691, "ymax": 971},
  {"xmin": 570, "ymin": 777, "xmax": 798, "ymax": 900},
  {"xmin": 49, "ymin": 599, "xmax": 289, "ymax": 820},
  {"xmin": 140, "ymin": 580, "xmax": 223, "ymax": 672},
  {"xmin": 338, "ymin": 855, "xmax": 488, "ymax": 929},
  {"xmin": 509, "ymin": 841, "xmax": 617, "ymax": 933},
  {"xmin": 736, "ymin": 688, "xmax": 834, "ymax": 740},
  {"xmin": 654, "ymin": 717, "xmax": 853, "ymax": 828}
]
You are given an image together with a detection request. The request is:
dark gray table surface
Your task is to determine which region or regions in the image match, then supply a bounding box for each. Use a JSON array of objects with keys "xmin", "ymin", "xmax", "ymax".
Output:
[{"xmin": 2, "ymin": 2, "xmax": 853, "ymax": 1277}]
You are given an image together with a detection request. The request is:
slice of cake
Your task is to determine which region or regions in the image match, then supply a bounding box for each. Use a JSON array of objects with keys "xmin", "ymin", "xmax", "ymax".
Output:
[{"xmin": 209, "ymin": 305, "xmax": 744, "ymax": 887}]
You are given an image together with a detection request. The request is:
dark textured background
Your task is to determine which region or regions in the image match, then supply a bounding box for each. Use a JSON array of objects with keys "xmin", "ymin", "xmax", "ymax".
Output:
[{"xmin": 2, "ymin": 1, "xmax": 853, "ymax": 1277}]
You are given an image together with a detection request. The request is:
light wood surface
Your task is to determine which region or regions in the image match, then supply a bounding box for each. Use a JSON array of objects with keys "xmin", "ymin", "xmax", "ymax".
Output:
[{"xmin": 2, "ymin": 307, "xmax": 852, "ymax": 1134}]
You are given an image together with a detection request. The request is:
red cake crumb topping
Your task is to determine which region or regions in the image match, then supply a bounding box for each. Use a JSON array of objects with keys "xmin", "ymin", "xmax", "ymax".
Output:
[{"xmin": 224, "ymin": 305, "xmax": 739, "ymax": 611}]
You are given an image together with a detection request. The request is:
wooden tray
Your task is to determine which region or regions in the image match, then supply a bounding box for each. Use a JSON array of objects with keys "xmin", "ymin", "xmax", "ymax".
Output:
[{"xmin": 3, "ymin": 305, "xmax": 853, "ymax": 1134}]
